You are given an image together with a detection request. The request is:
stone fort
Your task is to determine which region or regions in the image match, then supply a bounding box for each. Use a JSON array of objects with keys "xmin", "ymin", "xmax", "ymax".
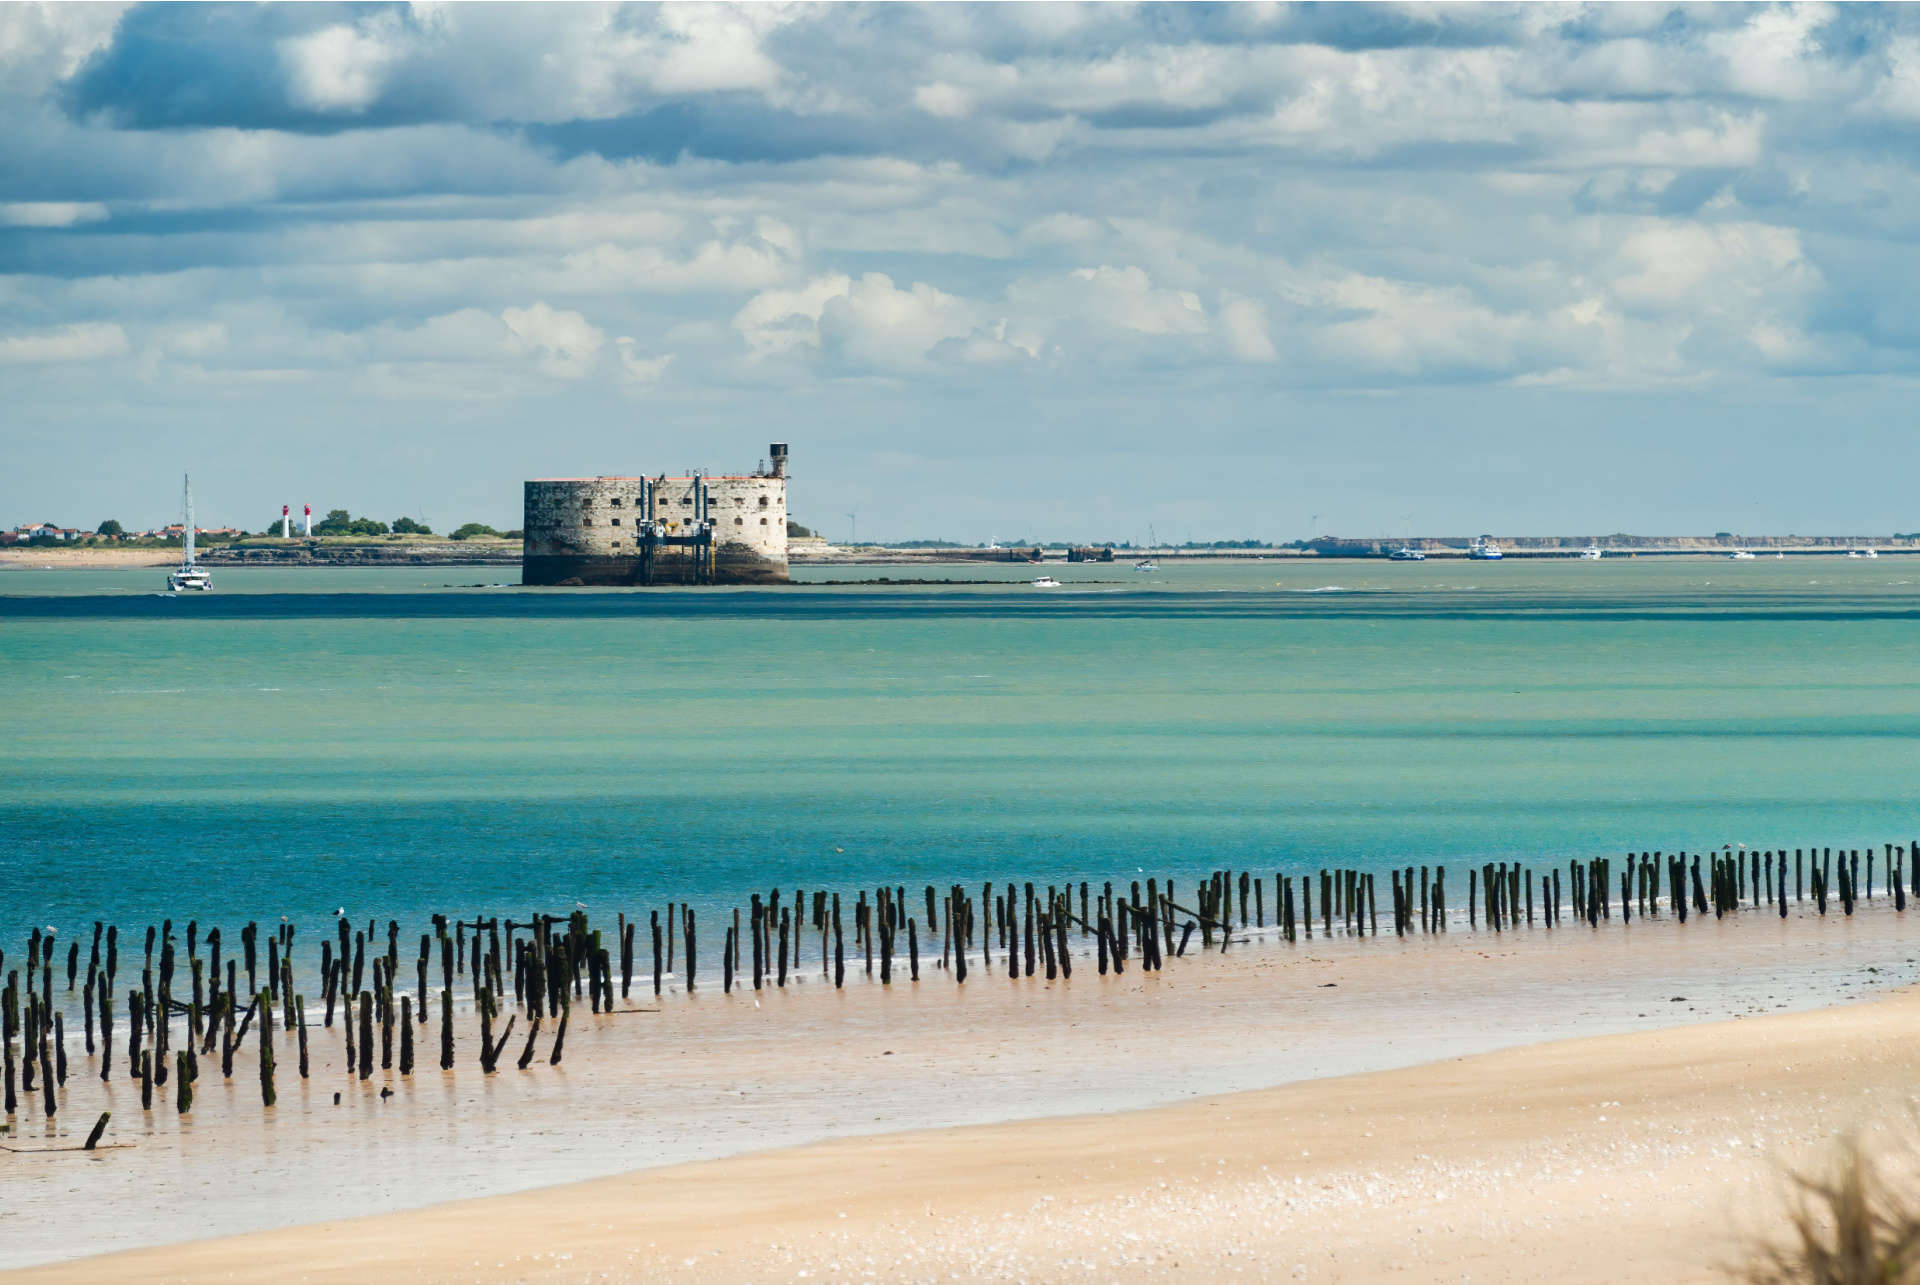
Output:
[{"xmin": 522, "ymin": 443, "xmax": 789, "ymax": 586}]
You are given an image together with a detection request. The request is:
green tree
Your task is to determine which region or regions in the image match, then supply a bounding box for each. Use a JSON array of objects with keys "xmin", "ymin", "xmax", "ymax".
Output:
[
  {"xmin": 449, "ymin": 522, "xmax": 500, "ymax": 541},
  {"xmin": 96, "ymin": 519, "xmax": 124, "ymax": 536},
  {"xmin": 391, "ymin": 517, "xmax": 432, "ymax": 535},
  {"xmin": 312, "ymin": 509, "xmax": 388, "ymax": 536}
]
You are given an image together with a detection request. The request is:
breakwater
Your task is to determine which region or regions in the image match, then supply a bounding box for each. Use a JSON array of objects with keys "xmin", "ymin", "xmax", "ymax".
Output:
[
  {"xmin": 200, "ymin": 539, "xmax": 519, "ymax": 567},
  {"xmin": 6, "ymin": 841, "xmax": 1910, "ymax": 1148}
]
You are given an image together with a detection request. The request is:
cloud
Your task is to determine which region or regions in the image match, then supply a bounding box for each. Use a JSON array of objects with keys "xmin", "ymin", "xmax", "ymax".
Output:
[
  {"xmin": 0, "ymin": 321, "xmax": 129, "ymax": 363},
  {"xmin": 279, "ymin": 21, "xmax": 401, "ymax": 114},
  {"xmin": 817, "ymin": 272, "xmax": 986, "ymax": 371},
  {"xmin": 1218, "ymin": 295, "xmax": 1277, "ymax": 362},
  {"xmin": 732, "ymin": 273, "xmax": 855, "ymax": 357},
  {"xmin": 500, "ymin": 303, "xmax": 604, "ymax": 378},
  {"xmin": 0, "ymin": 201, "xmax": 107, "ymax": 226},
  {"xmin": 615, "ymin": 337, "xmax": 672, "ymax": 384}
]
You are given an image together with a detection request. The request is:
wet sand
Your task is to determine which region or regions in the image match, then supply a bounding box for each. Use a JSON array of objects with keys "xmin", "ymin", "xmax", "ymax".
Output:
[{"xmin": 5, "ymin": 900, "xmax": 1918, "ymax": 1279}]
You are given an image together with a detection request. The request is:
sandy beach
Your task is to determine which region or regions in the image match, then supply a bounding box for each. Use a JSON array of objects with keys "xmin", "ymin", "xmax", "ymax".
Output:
[
  {"xmin": 4, "ymin": 897, "xmax": 1917, "ymax": 1282},
  {"xmin": 0, "ymin": 548, "xmax": 178, "ymax": 569},
  {"xmin": 15, "ymin": 979, "xmax": 1920, "ymax": 1284}
]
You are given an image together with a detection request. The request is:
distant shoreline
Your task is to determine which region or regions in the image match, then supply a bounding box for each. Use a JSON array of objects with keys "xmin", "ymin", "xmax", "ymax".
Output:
[{"xmin": 5, "ymin": 538, "xmax": 1917, "ymax": 573}]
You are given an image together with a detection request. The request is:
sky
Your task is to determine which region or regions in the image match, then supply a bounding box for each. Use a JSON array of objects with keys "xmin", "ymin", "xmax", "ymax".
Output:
[{"xmin": 5, "ymin": 2, "xmax": 1920, "ymax": 542}]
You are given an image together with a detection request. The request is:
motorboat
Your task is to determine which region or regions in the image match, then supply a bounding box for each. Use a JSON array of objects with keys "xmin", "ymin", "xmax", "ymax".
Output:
[
  {"xmin": 167, "ymin": 474, "xmax": 213, "ymax": 592},
  {"xmin": 1133, "ymin": 559, "xmax": 1158, "ymax": 572},
  {"xmin": 1579, "ymin": 546, "xmax": 1603, "ymax": 560},
  {"xmin": 1849, "ymin": 548, "xmax": 1878, "ymax": 559},
  {"xmin": 1031, "ymin": 575, "xmax": 1061, "ymax": 588},
  {"xmin": 1728, "ymin": 549, "xmax": 1756, "ymax": 560},
  {"xmin": 1467, "ymin": 535, "xmax": 1503, "ymax": 560},
  {"xmin": 1388, "ymin": 546, "xmax": 1426, "ymax": 561}
]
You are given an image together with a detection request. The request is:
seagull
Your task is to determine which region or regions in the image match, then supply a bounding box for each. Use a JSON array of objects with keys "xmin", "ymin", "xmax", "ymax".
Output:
[
  {"xmin": 335, "ymin": 908, "xmax": 345, "ymax": 917},
  {"xmin": 834, "ymin": 847, "xmax": 844, "ymax": 854}
]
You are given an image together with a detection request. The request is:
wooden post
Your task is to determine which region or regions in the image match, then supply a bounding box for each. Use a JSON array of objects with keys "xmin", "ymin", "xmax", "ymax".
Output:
[
  {"xmin": 258, "ymin": 989, "xmax": 276, "ymax": 1106},
  {"xmin": 547, "ymin": 1000, "xmax": 568, "ymax": 1066},
  {"xmin": 398, "ymin": 996, "xmax": 412, "ymax": 1074},
  {"xmin": 517, "ymin": 1016, "xmax": 541, "ymax": 1070}
]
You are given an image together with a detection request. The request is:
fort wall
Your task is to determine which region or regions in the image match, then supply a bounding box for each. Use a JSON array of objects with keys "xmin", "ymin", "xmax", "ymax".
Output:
[{"xmin": 522, "ymin": 444, "xmax": 789, "ymax": 586}]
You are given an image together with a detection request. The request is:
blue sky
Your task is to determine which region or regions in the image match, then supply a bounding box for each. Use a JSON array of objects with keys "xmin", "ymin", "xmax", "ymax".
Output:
[{"xmin": 5, "ymin": 2, "xmax": 1920, "ymax": 541}]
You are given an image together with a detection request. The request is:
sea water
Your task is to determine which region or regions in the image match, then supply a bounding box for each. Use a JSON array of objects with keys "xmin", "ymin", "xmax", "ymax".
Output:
[{"xmin": 1, "ymin": 558, "xmax": 1917, "ymax": 941}]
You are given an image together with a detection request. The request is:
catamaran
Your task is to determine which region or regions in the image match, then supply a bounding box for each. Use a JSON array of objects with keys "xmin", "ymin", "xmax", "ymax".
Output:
[
  {"xmin": 167, "ymin": 474, "xmax": 213, "ymax": 592},
  {"xmin": 1467, "ymin": 535, "xmax": 1503, "ymax": 560},
  {"xmin": 1388, "ymin": 546, "xmax": 1426, "ymax": 561}
]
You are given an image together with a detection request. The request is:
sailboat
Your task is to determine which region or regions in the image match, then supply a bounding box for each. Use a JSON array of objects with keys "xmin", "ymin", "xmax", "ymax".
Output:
[{"xmin": 167, "ymin": 474, "xmax": 213, "ymax": 592}]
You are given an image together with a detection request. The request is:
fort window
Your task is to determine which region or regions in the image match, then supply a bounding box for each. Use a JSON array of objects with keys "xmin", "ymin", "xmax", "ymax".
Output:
[
  {"xmin": 734, "ymin": 517, "xmax": 743, "ymax": 526},
  {"xmin": 759, "ymin": 496, "xmax": 769, "ymax": 506},
  {"xmin": 611, "ymin": 517, "xmax": 621, "ymax": 525},
  {"xmin": 610, "ymin": 540, "xmax": 621, "ymax": 548},
  {"xmin": 610, "ymin": 497, "xmax": 622, "ymax": 506},
  {"xmin": 759, "ymin": 518, "xmax": 767, "ymax": 525}
]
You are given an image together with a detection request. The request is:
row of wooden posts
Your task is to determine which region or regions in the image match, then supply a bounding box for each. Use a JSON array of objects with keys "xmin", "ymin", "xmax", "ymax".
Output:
[{"xmin": 4, "ymin": 842, "xmax": 1914, "ymax": 1134}]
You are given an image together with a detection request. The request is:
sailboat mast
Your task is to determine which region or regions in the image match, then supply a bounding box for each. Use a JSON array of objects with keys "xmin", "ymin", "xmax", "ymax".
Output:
[{"xmin": 183, "ymin": 473, "xmax": 196, "ymax": 567}]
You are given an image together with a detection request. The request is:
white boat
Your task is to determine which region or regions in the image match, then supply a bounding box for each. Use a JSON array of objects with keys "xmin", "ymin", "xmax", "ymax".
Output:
[
  {"xmin": 1579, "ymin": 546, "xmax": 1603, "ymax": 560},
  {"xmin": 1467, "ymin": 535, "xmax": 1503, "ymax": 561},
  {"xmin": 1387, "ymin": 546, "xmax": 1426, "ymax": 561},
  {"xmin": 1728, "ymin": 549, "xmax": 1756, "ymax": 560},
  {"xmin": 1031, "ymin": 575, "xmax": 1061, "ymax": 588},
  {"xmin": 166, "ymin": 474, "xmax": 213, "ymax": 592},
  {"xmin": 1849, "ymin": 547, "xmax": 1878, "ymax": 559},
  {"xmin": 1133, "ymin": 560, "xmax": 1158, "ymax": 572}
]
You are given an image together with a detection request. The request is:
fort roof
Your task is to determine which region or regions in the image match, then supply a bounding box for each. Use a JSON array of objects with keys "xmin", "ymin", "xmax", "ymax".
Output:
[{"xmin": 530, "ymin": 475, "xmax": 776, "ymax": 483}]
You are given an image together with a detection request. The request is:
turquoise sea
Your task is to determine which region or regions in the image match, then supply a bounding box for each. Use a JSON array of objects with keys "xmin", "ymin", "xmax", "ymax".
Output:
[{"xmin": 2, "ymin": 558, "xmax": 1917, "ymax": 940}]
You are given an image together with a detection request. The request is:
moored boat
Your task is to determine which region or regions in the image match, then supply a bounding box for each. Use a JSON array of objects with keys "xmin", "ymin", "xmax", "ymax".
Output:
[{"xmin": 167, "ymin": 474, "xmax": 213, "ymax": 592}]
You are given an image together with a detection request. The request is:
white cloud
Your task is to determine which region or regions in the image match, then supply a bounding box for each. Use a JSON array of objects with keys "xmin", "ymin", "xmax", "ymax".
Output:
[
  {"xmin": 1009, "ymin": 266, "xmax": 1207, "ymax": 338},
  {"xmin": 641, "ymin": 3, "xmax": 787, "ymax": 95},
  {"xmin": 0, "ymin": 322, "xmax": 129, "ymax": 363},
  {"xmin": 500, "ymin": 303, "xmax": 604, "ymax": 378},
  {"xmin": 615, "ymin": 338, "xmax": 672, "ymax": 384},
  {"xmin": 0, "ymin": 201, "xmax": 107, "ymax": 227},
  {"xmin": 914, "ymin": 82, "xmax": 974, "ymax": 119},
  {"xmin": 817, "ymin": 273, "xmax": 985, "ymax": 371},
  {"xmin": 1607, "ymin": 222, "xmax": 1816, "ymax": 315},
  {"xmin": 0, "ymin": 2, "xmax": 127, "ymax": 96},
  {"xmin": 1871, "ymin": 35, "xmax": 1920, "ymax": 119},
  {"xmin": 732, "ymin": 273, "xmax": 854, "ymax": 357},
  {"xmin": 280, "ymin": 21, "xmax": 401, "ymax": 113},
  {"xmin": 1705, "ymin": 3, "xmax": 1835, "ymax": 101},
  {"xmin": 1218, "ymin": 295, "xmax": 1277, "ymax": 363}
]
